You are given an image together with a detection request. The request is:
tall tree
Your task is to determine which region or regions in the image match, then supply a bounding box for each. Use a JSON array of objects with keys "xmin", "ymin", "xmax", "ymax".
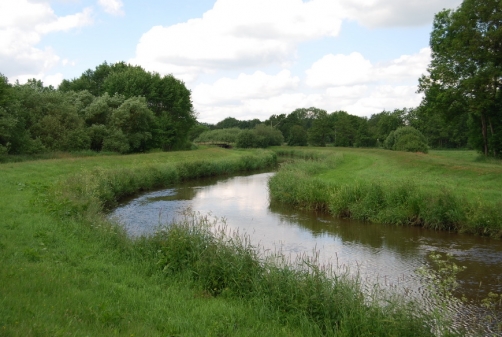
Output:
[{"xmin": 418, "ymin": 0, "xmax": 502, "ymax": 157}]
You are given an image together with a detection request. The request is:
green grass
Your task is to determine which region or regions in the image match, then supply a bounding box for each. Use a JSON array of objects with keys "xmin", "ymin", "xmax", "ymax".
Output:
[
  {"xmin": 269, "ymin": 147, "xmax": 502, "ymax": 237},
  {"xmin": 0, "ymin": 147, "xmax": 461, "ymax": 336}
]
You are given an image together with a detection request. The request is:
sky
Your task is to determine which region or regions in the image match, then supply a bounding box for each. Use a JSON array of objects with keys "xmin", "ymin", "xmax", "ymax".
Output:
[{"xmin": 1, "ymin": 0, "xmax": 462, "ymax": 124}]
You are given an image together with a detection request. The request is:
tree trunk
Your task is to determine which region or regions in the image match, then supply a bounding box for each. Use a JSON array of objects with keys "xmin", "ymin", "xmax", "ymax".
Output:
[
  {"xmin": 489, "ymin": 117, "xmax": 496, "ymax": 157},
  {"xmin": 481, "ymin": 113, "xmax": 488, "ymax": 156}
]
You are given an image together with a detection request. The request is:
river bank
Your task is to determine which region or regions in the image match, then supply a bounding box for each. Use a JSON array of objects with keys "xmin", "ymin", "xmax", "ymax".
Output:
[{"xmin": 269, "ymin": 147, "xmax": 502, "ymax": 238}]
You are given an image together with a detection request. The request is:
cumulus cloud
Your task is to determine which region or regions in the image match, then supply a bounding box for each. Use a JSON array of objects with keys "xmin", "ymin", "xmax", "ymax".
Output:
[
  {"xmin": 305, "ymin": 53, "xmax": 373, "ymax": 87},
  {"xmin": 305, "ymin": 48, "xmax": 431, "ymax": 88},
  {"xmin": 193, "ymin": 70, "xmax": 300, "ymax": 105},
  {"xmin": 339, "ymin": 85, "xmax": 422, "ymax": 116},
  {"xmin": 341, "ymin": 0, "xmax": 462, "ymax": 28},
  {"xmin": 196, "ymin": 92, "xmax": 324, "ymax": 124},
  {"xmin": 98, "ymin": 0, "xmax": 124, "ymax": 16},
  {"xmin": 194, "ymin": 48, "xmax": 430, "ymax": 123},
  {"xmin": 130, "ymin": 0, "xmax": 345, "ymax": 82},
  {"xmin": 193, "ymin": 70, "xmax": 302, "ymax": 122},
  {"xmin": 0, "ymin": 0, "xmax": 92, "ymax": 81}
]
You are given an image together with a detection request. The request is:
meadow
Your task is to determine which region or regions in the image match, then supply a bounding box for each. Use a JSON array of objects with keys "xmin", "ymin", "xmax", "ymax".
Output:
[
  {"xmin": 269, "ymin": 147, "xmax": 502, "ymax": 237},
  {"xmin": 0, "ymin": 147, "xmax": 473, "ymax": 336}
]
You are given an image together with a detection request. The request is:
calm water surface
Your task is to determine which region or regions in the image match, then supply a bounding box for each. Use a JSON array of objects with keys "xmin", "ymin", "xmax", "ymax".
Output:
[{"xmin": 110, "ymin": 172, "xmax": 502, "ymax": 334}]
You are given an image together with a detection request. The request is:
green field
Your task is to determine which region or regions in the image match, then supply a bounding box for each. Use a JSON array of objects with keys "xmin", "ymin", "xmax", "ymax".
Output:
[
  {"xmin": 0, "ymin": 147, "xmax": 476, "ymax": 336},
  {"xmin": 270, "ymin": 147, "xmax": 502, "ymax": 236}
]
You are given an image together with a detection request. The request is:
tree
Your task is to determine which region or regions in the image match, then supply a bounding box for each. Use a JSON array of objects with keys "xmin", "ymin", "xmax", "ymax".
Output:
[
  {"xmin": 384, "ymin": 126, "xmax": 429, "ymax": 153},
  {"xmin": 287, "ymin": 125, "xmax": 308, "ymax": 146},
  {"xmin": 307, "ymin": 108, "xmax": 332, "ymax": 146},
  {"xmin": 108, "ymin": 97, "xmax": 156, "ymax": 152},
  {"xmin": 60, "ymin": 62, "xmax": 197, "ymax": 151},
  {"xmin": 418, "ymin": 0, "xmax": 502, "ymax": 157}
]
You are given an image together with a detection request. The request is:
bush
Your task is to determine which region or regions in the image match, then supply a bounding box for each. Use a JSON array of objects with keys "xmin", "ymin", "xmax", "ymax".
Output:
[
  {"xmin": 195, "ymin": 128, "xmax": 241, "ymax": 144},
  {"xmin": 236, "ymin": 129, "xmax": 257, "ymax": 148},
  {"xmin": 102, "ymin": 128, "xmax": 130, "ymax": 153},
  {"xmin": 384, "ymin": 126, "xmax": 428, "ymax": 153},
  {"xmin": 236, "ymin": 124, "xmax": 284, "ymax": 149}
]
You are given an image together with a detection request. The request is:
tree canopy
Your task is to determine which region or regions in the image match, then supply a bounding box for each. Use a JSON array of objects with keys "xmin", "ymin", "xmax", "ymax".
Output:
[
  {"xmin": 0, "ymin": 62, "xmax": 197, "ymax": 156},
  {"xmin": 418, "ymin": 0, "xmax": 502, "ymax": 157}
]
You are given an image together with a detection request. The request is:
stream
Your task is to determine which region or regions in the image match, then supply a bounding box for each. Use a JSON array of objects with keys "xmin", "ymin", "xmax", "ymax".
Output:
[{"xmin": 110, "ymin": 171, "xmax": 502, "ymax": 335}]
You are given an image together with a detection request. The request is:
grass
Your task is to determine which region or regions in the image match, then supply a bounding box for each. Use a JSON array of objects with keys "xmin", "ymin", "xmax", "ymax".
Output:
[
  {"xmin": 269, "ymin": 147, "xmax": 502, "ymax": 237},
  {"xmin": 0, "ymin": 146, "xmax": 463, "ymax": 336}
]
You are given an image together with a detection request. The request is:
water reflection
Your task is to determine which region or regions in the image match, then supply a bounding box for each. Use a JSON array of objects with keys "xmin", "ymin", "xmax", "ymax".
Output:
[{"xmin": 110, "ymin": 171, "xmax": 502, "ymax": 333}]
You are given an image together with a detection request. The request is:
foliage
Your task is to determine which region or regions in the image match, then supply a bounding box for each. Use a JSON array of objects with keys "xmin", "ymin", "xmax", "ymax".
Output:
[
  {"xmin": 60, "ymin": 61, "xmax": 197, "ymax": 151},
  {"xmin": 384, "ymin": 126, "xmax": 429, "ymax": 153},
  {"xmin": 0, "ymin": 62, "xmax": 196, "ymax": 155},
  {"xmin": 287, "ymin": 125, "xmax": 308, "ymax": 146},
  {"xmin": 418, "ymin": 0, "xmax": 502, "ymax": 157},
  {"xmin": 235, "ymin": 129, "xmax": 257, "ymax": 148},
  {"xmin": 215, "ymin": 117, "xmax": 261, "ymax": 129},
  {"xmin": 307, "ymin": 109, "xmax": 331, "ymax": 146},
  {"xmin": 195, "ymin": 127, "xmax": 241, "ymax": 144},
  {"xmin": 252, "ymin": 124, "xmax": 284, "ymax": 147}
]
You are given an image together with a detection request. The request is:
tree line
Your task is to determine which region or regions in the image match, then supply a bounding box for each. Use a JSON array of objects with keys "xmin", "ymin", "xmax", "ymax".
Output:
[
  {"xmin": 194, "ymin": 106, "xmax": 455, "ymax": 153},
  {"xmin": 0, "ymin": 62, "xmax": 196, "ymax": 156},
  {"xmin": 1, "ymin": 0, "xmax": 500, "ymax": 157}
]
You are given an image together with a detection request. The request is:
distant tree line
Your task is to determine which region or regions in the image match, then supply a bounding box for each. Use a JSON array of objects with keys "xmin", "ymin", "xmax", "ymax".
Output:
[
  {"xmin": 0, "ymin": 62, "xmax": 196, "ymax": 155},
  {"xmin": 195, "ymin": 106, "xmax": 456, "ymax": 153}
]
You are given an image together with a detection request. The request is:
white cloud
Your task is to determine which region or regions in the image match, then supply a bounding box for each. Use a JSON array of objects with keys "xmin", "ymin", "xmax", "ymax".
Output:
[
  {"xmin": 340, "ymin": 85, "xmax": 422, "ymax": 116},
  {"xmin": 98, "ymin": 0, "xmax": 124, "ymax": 16},
  {"xmin": 195, "ymin": 48, "xmax": 429, "ymax": 123},
  {"xmin": 130, "ymin": 0, "xmax": 345, "ymax": 82},
  {"xmin": 305, "ymin": 53, "xmax": 373, "ymax": 87},
  {"xmin": 42, "ymin": 73, "xmax": 65, "ymax": 87},
  {"xmin": 303, "ymin": 49, "xmax": 430, "ymax": 116},
  {"xmin": 193, "ymin": 70, "xmax": 300, "ymax": 105},
  {"xmin": 197, "ymin": 92, "xmax": 324, "ymax": 124},
  {"xmin": 341, "ymin": 0, "xmax": 462, "ymax": 28},
  {"xmin": 0, "ymin": 0, "xmax": 92, "ymax": 81},
  {"xmin": 193, "ymin": 70, "xmax": 302, "ymax": 122},
  {"xmin": 305, "ymin": 48, "xmax": 431, "ymax": 88}
]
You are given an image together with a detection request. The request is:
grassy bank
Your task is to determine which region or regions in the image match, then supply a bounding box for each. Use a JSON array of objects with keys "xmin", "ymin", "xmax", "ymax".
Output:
[
  {"xmin": 1, "ymin": 147, "xmax": 456, "ymax": 336},
  {"xmin": 269, "ymin": 147, "xmax": 502, "ymax": 237}
]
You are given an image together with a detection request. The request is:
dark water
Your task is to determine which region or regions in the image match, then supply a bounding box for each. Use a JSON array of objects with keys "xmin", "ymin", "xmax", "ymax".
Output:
[{"xmin": 110, "ymin": 172, "xmax": 502, "ymax": 334}]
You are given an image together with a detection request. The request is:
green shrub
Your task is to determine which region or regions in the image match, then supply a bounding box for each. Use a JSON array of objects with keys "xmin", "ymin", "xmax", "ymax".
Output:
[
  {"xmin": 236, "ymin": 129, "xmax": 257, "ymax": 148},
  {"xmin": 195, "ymin": 128, "xmax": 241, "ymax": 144},
  {"xmin": 384, "ymin": 126, "xmax": 428, "ymax": 153}
]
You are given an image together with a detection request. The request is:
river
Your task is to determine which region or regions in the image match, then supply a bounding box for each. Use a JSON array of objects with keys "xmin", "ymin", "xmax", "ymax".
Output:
[{"xmin": 110, "ymin": 171, "xmax": 502, "ymax": 335}]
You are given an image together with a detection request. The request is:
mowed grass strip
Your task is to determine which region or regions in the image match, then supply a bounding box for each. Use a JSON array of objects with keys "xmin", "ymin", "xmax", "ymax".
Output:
[{"xmin": 270, "ymin": 147, "xmax": 502, "ymax": 237}]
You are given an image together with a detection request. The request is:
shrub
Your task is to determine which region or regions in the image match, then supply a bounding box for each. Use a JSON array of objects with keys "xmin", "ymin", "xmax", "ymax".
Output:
[
  {"xmin": 195, "ymin": 128, "xmax": 241, "ymax": 144},
  {"xmin": 236, "ymin": 129, "xmax": 257, "ymax": 148},
  {"xmin": 384, "ymin": 126, "xmax": 428, "ymax": 153}
]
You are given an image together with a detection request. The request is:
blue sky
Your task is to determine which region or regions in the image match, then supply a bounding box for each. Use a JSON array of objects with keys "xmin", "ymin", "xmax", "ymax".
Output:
[{"xmin": 1, "ymin": 0, "xmax": 461, "ymax": 123}]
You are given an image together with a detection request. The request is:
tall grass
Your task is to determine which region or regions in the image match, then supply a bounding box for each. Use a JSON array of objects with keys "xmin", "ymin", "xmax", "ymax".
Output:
[
  {"xmin": 151, "ymin": 212, "xmax": 444, "ymax": 336},
  {"xmin": 269, "ymin": 149, "xmax": 502, "ymax": 237}
]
